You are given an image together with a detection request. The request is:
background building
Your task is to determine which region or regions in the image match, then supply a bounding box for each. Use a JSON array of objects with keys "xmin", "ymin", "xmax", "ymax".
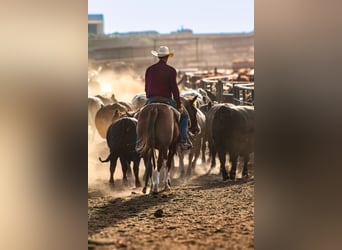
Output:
[{"xmin": 88, "ymin": 14, "xmax": 104, "ymax": 35}]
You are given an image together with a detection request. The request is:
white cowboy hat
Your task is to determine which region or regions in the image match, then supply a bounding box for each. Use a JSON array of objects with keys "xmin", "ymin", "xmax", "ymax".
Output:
[{"xmin": 151, "ymin": 46, "xmax": 174, "ymax": 58}]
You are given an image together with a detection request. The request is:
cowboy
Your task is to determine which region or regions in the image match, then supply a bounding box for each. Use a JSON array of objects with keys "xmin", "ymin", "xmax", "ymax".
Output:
[{"xmin": 142, "ymin": 45, "xmax": 192, "ymax": 150}]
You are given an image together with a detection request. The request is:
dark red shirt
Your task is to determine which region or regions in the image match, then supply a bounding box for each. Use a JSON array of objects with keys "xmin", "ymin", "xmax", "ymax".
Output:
[{"xmin": 145, "ymin": 60, "xmax": 180, "ymax": 108}]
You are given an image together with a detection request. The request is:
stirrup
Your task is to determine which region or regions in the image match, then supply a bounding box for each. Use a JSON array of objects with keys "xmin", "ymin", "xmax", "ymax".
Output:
[{"xmin": 180, "ymin": 141, "xmax": 192, "ymax": 150}]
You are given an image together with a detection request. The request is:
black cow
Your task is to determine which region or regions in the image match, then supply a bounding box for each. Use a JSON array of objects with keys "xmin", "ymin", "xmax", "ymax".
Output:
[
  {"xmin": 210, "ymin": 104, "xmax": 254, "ymax": 180},
  {"xmin": 99, "ymin": 117, "xmax": 142, "ymax": 187}
]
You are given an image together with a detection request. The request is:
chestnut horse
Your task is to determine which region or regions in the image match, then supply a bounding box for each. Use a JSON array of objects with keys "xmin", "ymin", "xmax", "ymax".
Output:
[{"xmin": 136, "ymin": 103, "xmax": 180, "ymax": 194}]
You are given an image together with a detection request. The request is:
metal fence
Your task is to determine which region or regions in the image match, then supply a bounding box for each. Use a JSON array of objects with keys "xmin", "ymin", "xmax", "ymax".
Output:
[{"xmin": 182, "ymin": 74, "xmax": 254, "ymax": 106}]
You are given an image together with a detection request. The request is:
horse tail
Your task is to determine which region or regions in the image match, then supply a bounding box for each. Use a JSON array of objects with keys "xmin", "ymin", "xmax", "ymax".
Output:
[
  {"xmin": 141, "ymin": 107, "xmax": 158, "ymax": 153},
  {"xmin": 148, "ymin": 107, "xmax": 158, "ymax": 148},
  {"xmin": 144, "ymin": 107, "xmax": 158, "ymax": 170},
  {"xmin": 99, "ymin": 152, "xmax": 112, "ymax": 163}
]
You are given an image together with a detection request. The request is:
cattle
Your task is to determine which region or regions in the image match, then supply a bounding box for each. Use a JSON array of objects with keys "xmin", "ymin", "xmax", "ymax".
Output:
[
  {"xmin": 99, "ymin": 117, "xmax": 142, "ymax": 188},
  {"xmin": 198, "ymin": 103, "xmax": 212, "ymax": 163},
  {"xmin": 88, "ymin": 96, "xmax": 104, "ymax": 142},
  {"xmin": 205, "ymin": 103, "xmax": 231, "ymax": 171},
  {"xmin": 180, "ymin": 88, "xmax": 213, "ymax": 107},
  {"xmin": 178, "ymin": 96, "xmax": 206, "ymax": 178},
  {"xmin": 95, "ymin": 101, "xmax": 133, "ymax": 139},
  {"xmin": 210, "ymin": 104, "xmax": 254, "ymax": 180},
  {"xmin": 95, "ymin": 94, "xmax": 117, "ymax": 105},
  {"xmin": 131, "ymin": 93, "xmax": 147, "ymax": 110}
]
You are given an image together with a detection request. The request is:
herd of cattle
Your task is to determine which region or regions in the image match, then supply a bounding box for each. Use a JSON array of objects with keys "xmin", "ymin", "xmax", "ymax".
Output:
[{"xmin": 88, "ymin": 84, "xmax": 254, "ymax": 194}]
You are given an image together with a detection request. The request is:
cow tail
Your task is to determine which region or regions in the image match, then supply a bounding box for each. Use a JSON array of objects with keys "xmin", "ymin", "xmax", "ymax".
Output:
[{"xmin": 99, "ymin": 152, "xmax": 112, "ymax": 163}]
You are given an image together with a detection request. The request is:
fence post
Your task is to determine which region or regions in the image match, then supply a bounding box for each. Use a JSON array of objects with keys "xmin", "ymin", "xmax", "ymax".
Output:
[
  {"xmin": 216, "ymin": 80, "xmax": 223, "ymax": 103},
  {"xmin": 200, "ymin": 80, "xmax": 206, "ymax": 90}
]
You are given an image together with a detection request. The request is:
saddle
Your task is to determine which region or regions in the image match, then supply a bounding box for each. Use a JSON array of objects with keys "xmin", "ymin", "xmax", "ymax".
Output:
[
  {"xmin": 147, "ymin": 101, "xmax": 181, "ymax": 122},
  {"xmin": 135, "ymin": 98, "xmax": 181, "ymax": 122}
]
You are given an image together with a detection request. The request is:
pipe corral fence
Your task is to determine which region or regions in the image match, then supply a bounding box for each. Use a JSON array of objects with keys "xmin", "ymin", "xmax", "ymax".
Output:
[{"xmin": 180, "ymin": 74, "xmax": 254, "ymax": 106}]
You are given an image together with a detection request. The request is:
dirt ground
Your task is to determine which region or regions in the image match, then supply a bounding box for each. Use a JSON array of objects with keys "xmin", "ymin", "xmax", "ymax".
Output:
[{"xmin": 88, "ymin": 140, "xmax": 254, "ymax": 250}]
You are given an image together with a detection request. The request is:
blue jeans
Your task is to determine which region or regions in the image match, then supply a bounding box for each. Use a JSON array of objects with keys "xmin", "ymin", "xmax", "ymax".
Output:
[{"xmin": 179, "ymin": 112, "xmax": 188, "ymax": 143}]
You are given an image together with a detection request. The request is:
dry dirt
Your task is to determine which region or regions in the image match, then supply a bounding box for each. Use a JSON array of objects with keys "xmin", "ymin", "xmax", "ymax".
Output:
[
  {"xmin": 88, "ymin": 69, "xmax": 254, "ymax": 249},
  {"xmin": 88, "ymin": 140, "xmax": 254, "ymax": 250}
]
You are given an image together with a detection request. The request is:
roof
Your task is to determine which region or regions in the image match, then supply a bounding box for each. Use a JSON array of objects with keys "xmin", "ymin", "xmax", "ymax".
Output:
[{"xmin": 88, "ymin": 14, "xmax": 104, "ymax": 21}]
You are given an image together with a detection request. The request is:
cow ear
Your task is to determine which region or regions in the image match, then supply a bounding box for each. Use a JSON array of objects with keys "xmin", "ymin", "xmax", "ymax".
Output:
[{"xmin": 191, "ymin": 95, "xmax": 198, "ymax": 103}]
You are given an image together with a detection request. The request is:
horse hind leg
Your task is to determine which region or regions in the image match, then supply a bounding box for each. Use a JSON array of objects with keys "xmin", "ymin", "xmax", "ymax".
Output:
[
  {"xmin": 164, "ymin": 150, "xmax": 176, "ymax": 191},
  {"xmin": 142, "ymin": 154, "xmax": 152, "ymax": 194},
  {"xmin": 163, "ymin": 169, "xmax": 171, "ymax": 191},
  {"xmin": 151, "ymin": 169, "xmax": 160, "ymax": 194}
]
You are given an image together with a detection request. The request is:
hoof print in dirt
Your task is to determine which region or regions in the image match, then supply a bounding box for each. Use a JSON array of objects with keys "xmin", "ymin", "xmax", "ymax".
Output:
[{"xmin": 154, "ymin": 209, "xmax": 163, "ymax": 218}]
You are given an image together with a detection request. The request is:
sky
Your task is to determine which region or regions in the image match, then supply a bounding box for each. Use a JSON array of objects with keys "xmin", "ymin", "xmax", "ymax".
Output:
[{"xmin": 88, "ymin": 0, "xmax": 254, "ymax": 35}]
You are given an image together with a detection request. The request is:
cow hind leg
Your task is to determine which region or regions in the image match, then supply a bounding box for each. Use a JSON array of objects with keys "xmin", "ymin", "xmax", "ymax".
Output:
[
  {"xmin": 109, "ymin": 156, "xmax": 118, "ymax": 187},
  {"xmin": 218, "ymin": 151, "xmax": 229, "ymax": 181},
  {"xmin": 242, "ymin": 154, "xmax": 250, "ymax": 178},
  {"xmin": 133, "ymin": 157, "xmax": 141, "ymax": 187},
  {"xmin": 229, "ymin": 154, "xmax": 238, "ymax": 180},
  {"xmin": 119, "ymin": 158, "xmax": 129, "ymax": 186},
  {"xmin": 201, "ymin": 138, "xmax": 206, "ymax": 163}
]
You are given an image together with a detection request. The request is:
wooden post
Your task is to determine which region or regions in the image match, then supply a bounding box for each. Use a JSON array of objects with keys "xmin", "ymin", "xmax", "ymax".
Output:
[{"xmin": 216, "ymin": 80, "xmax": 223, "ymax": 103}]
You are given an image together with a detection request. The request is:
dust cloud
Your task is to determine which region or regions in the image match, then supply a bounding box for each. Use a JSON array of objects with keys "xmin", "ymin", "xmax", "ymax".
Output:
[
  {"xmin": 87, "ymin": 66, "xmax": 220, "ymax": 196},
  {"xmin": 88, "ymin": 67, "xmax": 146, "ymax": 197},
  {"xmin": 88, "ymin": 68, "xmax": 145, "ymax": 102}
]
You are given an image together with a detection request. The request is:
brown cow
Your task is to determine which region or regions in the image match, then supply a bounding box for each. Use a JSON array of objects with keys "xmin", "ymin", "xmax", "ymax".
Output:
[{"xmin": 95, "ymin": 102, "xmax": 133, "ymax": 139}]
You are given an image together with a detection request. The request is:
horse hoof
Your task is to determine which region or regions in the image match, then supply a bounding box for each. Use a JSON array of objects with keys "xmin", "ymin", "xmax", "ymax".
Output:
[{"xmin": 142, "ymin": 187, "xmax": 147, "ymax": 194}]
